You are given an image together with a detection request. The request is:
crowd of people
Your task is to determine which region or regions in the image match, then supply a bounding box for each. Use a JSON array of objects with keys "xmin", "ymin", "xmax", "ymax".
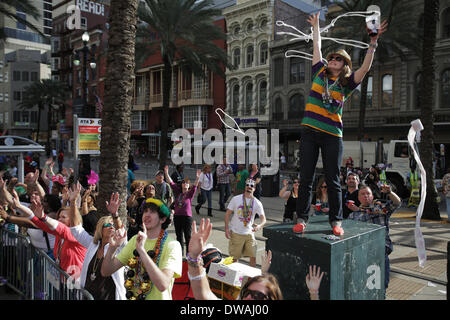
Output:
[{"xmin": 0, "ymin": 151, "xmax": 328, "ymax": 301}]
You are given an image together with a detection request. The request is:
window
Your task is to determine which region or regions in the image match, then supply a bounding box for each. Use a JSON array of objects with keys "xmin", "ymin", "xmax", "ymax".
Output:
[
  {"xmin": 13, "ymin": 71, "xmax": 20, "ymax": 81},
  {"xmin": 13, "ymin": 111, "xmax": 21, "ymax": 122},
  {"xmin": 245, "ymin": 82, "xmax": 253, "ymax": 115},
  {"xmin": 233, "ymin": 48, "xmax": 241, "ymax": 69},
  {"xmin": 289, "ymin": 58, "xmax": 305, "ymax": 84},
  {"xmin": 246, "ymin": 45, "xmax": 254, "ymax": 68},
  {"xmin": 22, "ymin": 71, "xmax": 29, "ymax": 82},
  {"xmin": 13, "ymin": 91, "xmax": 21, "ymax": 101},
  {"xmin": 31, "ymin": 111, "xmax": 38, "ymax": 123},
  {"xmin": 442, "ymin": 8, "xmax": 450, "ymax": 38},
  {"xmin": 274, "ymin": 58, "xmax": 284, "ymax": 87},
  {"xmin": 232, "ymin": 84, "xmax": 239, "ymax": 115},
  {"xmin": 259, "ymin": 42, "xmax": 268, "ymax": 65},
  {"xmin": 351, "ymin": 76, "xmax": 372, "ymax": 109},
  {"xmin": 259, "ymin": 81, "xmax": 267, "ymax": 115},
  {"xmin": 273, "ymin": 97, "xmax": 283, "ymax": 121},
  {"xmin": 0, "ymin": 94, "xmax": 3, "ymax": 102},
  {"xmin": 260, "ymin": 19, "xmax": 267, "ymax": 28},
  {"xmin": 382, "ymin": 74, "xmax": 393, "ymax": 108},
  {"xmin": 81, "ymin": 17, "xmax": 87, "ymax": 28},
  {"xmin": 415, "ymin": 72, "xmax": 422, "ymax": 109},
  {"xmin": 183, "ymin": 106, "xmax": 208, "ymax": 129},
  {"xmin": 16, "ymin": 12, "xmax": 26, "ymax": 30},
  {"xmin": 22, "ymin": 111, "xmax": 29, "ymax": 123},
  {"xmin": 367, "ymin": 76, "xmax": 373, "ymax": 108},
  {"xmin": 234, "ymin": 26, "xmax": 240, "ymax": 36},
  {"xmin": 442, "ymin": 69, "xmax": 450, "ymax": 108},
  {"xmin": 247, "ymin": 22, "xmax": 253, "ymax": 32},
  {"xmin": 131, "ymin": 111, "xmax": 148, "ymax": 130},
  {"xmin": 288, "ymin": 94, "xmax": 305, "ymax": 119},
  {"xmin": 4, "ymin": 93, "xmax": 8, "ymax": 102}
]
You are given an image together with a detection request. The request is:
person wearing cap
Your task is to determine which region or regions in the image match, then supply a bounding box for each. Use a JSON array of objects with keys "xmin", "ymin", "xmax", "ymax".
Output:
[
  {"xmin": 152, "ymin": 169, "xmax": 174, "ymax": 208},
  {"xmin": 225, "ymin": 178, "xmax": 266, "ymax": 267},
  {"xmin": 294, "ymin": 12, "xmax": 387, "ymax": 236},
  {"xmin": 101, "ymin": 198, "xmax": 182, "ymax": 300}
]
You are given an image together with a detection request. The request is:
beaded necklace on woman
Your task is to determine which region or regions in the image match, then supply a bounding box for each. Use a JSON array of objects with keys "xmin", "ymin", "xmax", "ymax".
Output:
[{"xmin": 124, "ymin": 228, "xmax": 168, "ymax": 300}]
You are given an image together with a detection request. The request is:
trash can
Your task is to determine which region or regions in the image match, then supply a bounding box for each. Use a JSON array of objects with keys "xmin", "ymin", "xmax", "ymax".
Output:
[{"xmin": 261, "ymin": 172, "xmax": 280, "ymax": 197}]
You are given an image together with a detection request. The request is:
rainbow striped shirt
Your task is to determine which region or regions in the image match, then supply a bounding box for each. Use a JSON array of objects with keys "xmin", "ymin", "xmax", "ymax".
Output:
[{"xmin": 301, "ymin": 61, "xmax": 359, "ymax": 137}]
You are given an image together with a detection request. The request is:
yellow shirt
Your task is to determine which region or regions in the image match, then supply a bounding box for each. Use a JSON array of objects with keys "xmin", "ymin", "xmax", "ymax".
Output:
[{"xmin": 117, "ymin": 233, "xmax": 182, "ymax": 300}]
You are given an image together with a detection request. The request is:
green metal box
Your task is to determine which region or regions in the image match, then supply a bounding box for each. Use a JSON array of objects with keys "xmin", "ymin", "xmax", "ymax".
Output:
[{"xmin": 263, "ymin": 215, "xmax": 386, "ymax": 300}]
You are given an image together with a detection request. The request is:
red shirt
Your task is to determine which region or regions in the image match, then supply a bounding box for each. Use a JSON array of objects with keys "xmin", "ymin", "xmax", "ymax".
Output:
[{"xmin": 31, "ymin": 216, "xmax": 87, "ymax": 278}]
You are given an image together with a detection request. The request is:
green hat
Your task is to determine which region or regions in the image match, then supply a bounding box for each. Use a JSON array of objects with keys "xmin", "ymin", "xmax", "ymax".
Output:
[{"xmin": 144, "ymin": 198, "xmax": 171, "ymax": 218}]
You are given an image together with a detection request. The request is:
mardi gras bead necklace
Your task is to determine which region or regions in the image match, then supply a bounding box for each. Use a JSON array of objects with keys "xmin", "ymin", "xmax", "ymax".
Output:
[
  {"xmin": 242, "ymin": 194, "xmax": 254, "ymax": 227},
  {"xmin": 125, "ymin": 229, "xmax": 168, "ymax": 300}
]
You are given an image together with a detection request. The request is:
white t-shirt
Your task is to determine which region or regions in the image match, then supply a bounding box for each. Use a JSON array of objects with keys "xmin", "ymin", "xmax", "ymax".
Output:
[
  {"xmin": 199, "ymin": 172, "xmax": 214, "ymax": 191},
  {"xmin": 27, "ymin": 228, "xmax": 56, "ymax": 251},
  {"xmin": 227, "ymin": 194, "xmax": 265, "ymax": 235}
]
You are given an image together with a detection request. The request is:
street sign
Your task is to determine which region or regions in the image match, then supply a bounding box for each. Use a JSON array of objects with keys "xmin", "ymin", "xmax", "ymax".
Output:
[{"xmin": 75, "ymin": 117, "xmax": 101, "ymax": 155}]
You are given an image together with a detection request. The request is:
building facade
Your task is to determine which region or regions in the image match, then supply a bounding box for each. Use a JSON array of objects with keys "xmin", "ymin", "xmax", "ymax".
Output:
[
  {"xmin": 51, "ymin": 0, "xmax": 110, "ymax": 150},
  {"xmin": 0, "ymin": 0, "xmax": 52, "ymax": 138}
]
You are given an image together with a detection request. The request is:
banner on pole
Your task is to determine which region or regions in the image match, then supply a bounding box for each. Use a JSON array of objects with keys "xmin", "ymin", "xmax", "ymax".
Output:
[{"xmin": 76, "ymin": 118, "xmax": 101, "ymax": 155}]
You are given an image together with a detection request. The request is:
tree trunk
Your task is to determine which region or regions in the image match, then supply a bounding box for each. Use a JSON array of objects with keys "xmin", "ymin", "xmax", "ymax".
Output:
[
  {"xmin": 46, "ymin": 105, "xmax": 52, "ymax": 151},
  {"xmin": 419, "ymin": 0, "xmax": 440, "ymax": 220},
  {"xmin": 357, "ymin": 75, "xmax": 369, "ymax": 142},
  {"xmin": 35, "ymin": 103, "xmax": 42, "ymax": 143},
  {"xmin": 98, "ymin": 0, "xmax": 138, "ymax": 219},
  {"xmin": 158, "ymin": 55, "xmax": 173, "ymax": 170}
]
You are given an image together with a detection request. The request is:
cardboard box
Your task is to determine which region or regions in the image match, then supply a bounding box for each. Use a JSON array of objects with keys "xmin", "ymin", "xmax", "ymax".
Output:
[{"xmin": 207, "ymin": 262, "xmax": 261, "ymax": 287}]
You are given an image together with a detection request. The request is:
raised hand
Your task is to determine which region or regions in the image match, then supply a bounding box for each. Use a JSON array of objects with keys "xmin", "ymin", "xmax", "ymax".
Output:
[
  {"xmin": 106, "ymin": 192, "xmax": 121, "ymax": 215},
  {"xmin": 68, "ymin": 181, "xmax": 81, "ymax": 203},
  {"xmin": 110, "ymin": 228, "xmax": 127, "ymax": 248},
  {"xmin": 370, "ymin": 20, "xmax": 388, "ymax": 41},
  {"xmin": 196, "ymin": 169, "xmax": 202, "ymax": 179},
  {"xmin": 189, "ymin": 218, "xmax": 212, "ymax": 258},
  {"xmin": 31, "ymin": 196, "xmax": 44, "ymax": 219},
  {"xmin": 136, "ymin": 222, "xmax": 148, "ymax": 253},
  {"xmin": 306, "ymin": 265, "xmax": 325, "ymax": 293},
  {"xmin": 307, "ymin": 12, "xmax": 320, "ymax": 27},
  {"xmin": 261, "ymin": 249, "xmax": 272, "ymax": 274}
]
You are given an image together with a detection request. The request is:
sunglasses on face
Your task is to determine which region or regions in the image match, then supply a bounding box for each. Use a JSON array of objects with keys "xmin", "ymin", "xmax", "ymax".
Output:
[
  {"xmin": 241, "ymin": 288, "xmax": 270, "ymax": 300},
  {"xmin": 246, "ymin": 183, "xmax": 255, "ymax": 188},
  {"xmin": 103, "ymin": 223, "xmax": 115, "ymax": 229},
  {"xmin": 329, "ymin": 56, "xmax": 343, "ymax": 62},
  {"xmin": 293, "ymin": 180, "xmax": 299, "ymax": 184},
  {"xmin": 320, "ymin": 185, "xmax": 327, "ymax": 189}
]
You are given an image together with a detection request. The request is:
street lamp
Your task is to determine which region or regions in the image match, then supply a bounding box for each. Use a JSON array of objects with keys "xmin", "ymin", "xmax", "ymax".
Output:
[{"xmin": 73, "ymin": 31, "xmax": 97, "ymax": 187}]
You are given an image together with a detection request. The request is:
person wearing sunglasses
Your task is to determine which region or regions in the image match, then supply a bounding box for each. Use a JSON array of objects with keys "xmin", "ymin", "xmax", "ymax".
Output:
[
  {"xmin": 69, "ymin": 192, "xmax": 127, "ymax": 300},
  {"xmin": 186, "ymin": 219, "xmax": 325, "ymax": 300},
  {"xmin": 294, "ymin": 12, "xmax": 388, "ymax": 236},
  {"xmin": 225, "ymin": 178, "xmax": 266, "ymax": 267},
  {"xmin": 279, "ymin": 177, "xmax": 300, "ymax": 223},
  {"xmin": 314, "ymin": 177, "xmax": 329, "ymax": 216}
]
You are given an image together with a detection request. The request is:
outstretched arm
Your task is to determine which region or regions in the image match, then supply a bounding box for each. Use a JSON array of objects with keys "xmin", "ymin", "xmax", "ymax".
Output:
[
  {"xmin": 187, "ymin": 219, "xmax": 219, "ymax": 300},
  {"xmin": 307, "ymin": 12, "xmax": 322, "ymax": 65},
  {"xmin": 354, "ymin": 20, "xmax": 388, "ymax": 84}
]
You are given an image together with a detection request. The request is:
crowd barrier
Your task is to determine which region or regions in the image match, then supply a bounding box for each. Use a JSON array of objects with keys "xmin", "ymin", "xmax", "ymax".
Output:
[{"xmin": 0, "ymin": 228, "xmax": 94, "ymax": 300}]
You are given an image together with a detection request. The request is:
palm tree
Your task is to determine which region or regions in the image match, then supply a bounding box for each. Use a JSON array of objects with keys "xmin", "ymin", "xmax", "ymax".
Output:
[
  {"xmin": 20, "ymin": 79, "xmax": 69, "ymax": 147},
  {"xmin": 0, "ymin": 0, "xmax": 47, "ymax": 40},
  {"xmin": 136, "ymin": 0, "xmax": 233, "ymax": 169},
  {"xmin": 326, "ymin": 0, "xmax": 422, "ymax": 140},
  {"xmin": 419, "ymin": 0, "xmax": 440, "ymax": 220},
  {"xmin": 97, "ymin": 0, "xmax": 139, "ymax": 218}
]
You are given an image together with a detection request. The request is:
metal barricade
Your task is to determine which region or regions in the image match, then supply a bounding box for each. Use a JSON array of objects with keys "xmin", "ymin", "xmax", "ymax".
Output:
[{"xmin": 1, "ymin": 228, "xmax": 93, "ymax": 300}]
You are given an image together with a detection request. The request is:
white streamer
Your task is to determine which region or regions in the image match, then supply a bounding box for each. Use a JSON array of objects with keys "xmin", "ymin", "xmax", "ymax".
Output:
[
  {"xmin": 407, "ymin": 119, "xmax": 427, "ymax": 268},
  {"xmin": 215, "ymin": 108, "xmax": 245, "ymax": 136},
  {"xmin": 276, "ymin": 9, "xmax": 381, "ymax": 61}
]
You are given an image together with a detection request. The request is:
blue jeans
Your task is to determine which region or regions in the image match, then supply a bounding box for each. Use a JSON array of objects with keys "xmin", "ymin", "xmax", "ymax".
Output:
[
  {"xmin": 296, "ymin": 127, "xmax": 343, "ymax": 225},
  {"xmin": 218, "ymin": 183, "xmax": 231, "ymax": 209},
  {"xmin": 199, "ymin": 188, "xmax": 212, "ymax": 209}
]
